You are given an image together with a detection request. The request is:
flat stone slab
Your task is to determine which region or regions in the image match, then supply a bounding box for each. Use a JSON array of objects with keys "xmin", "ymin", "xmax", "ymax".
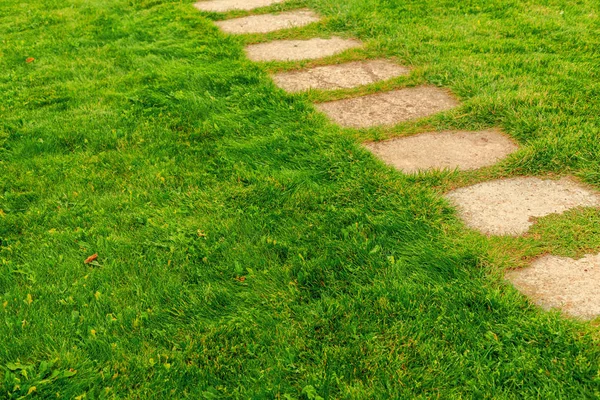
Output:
[
  {"xmin": 194, "ymin": 0, "xmax": 284, "ymax": 12},
  {"xmin": 215, "ymin": 10, "xmax": 320, "ymax": 34},
  {"xmin": 315, "ymin": 86, "xmax": 459, "ymax": 128},
  {"xmin": 245, "ymin": 37, "xmax": 362, "ymax": 62},
  {"xmin": 445, "ymin": 177, "xmax": 600, "ymax": 236},
  {"xmin": 506, "ymin": 253, "xmax": 600, "ymax": 319},
  {"xmin": 272, "ymin": 60, "xmax": 410, "ymax": 92},
  {"xmin": 364, "ymin": 129, "xmax": 518, "ymax": 173}
]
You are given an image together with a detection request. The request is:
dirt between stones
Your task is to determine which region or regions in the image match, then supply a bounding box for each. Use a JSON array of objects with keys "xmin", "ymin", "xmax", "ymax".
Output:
[
  {"xmin": 272, "ymin": 60, "xmax": 410, "ymax": 92},
  {"xmin": 364, "ymin": 129, "xmax": 518, "ymax": 173},
  {"xmin": 194, "ymin": 0, "xmax": 285, "ymax": 12},
  {"xmin": 245, "ymin": 37, "xmax": 362, "ymax": 62},
  {"xmin": 215, "ymin": 10, "xmax": 320, "ymax": 34},
  {"xmin": 506, "ymin": 253, "xmax": 600, "ymax": 319},
  {"xmin": 315, "ymin": 86, "xmax": 459, "ymax": 128},
  {"xmin": 445, "ymin": 177, "xmax": 600, "ymax": 236}
]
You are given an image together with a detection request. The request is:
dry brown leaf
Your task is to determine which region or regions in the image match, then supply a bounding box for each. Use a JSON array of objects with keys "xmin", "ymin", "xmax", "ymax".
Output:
[{"xmin": 84, "ymin": 254, "xmax": 98, "ymax": 264}]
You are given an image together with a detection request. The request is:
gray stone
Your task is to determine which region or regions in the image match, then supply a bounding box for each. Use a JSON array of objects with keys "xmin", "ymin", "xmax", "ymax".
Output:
[
  {"xmin": 315, "ymin": 86, "xmax": 459, "ymax": 128},
  {"xmin": 215, "ymin": 10, "xmax": 320, "ymax": 34},
  {"xmin": 245, "ymin": 37, "xmax": 362, "ymax": 62},
  {"xmin": 272, "ymin": 60, "xmax": 410, "ymax": 92},
  {"xmin": 506, "ymin": 253, "xmax": 600, "ymax": 320},
  {"xmin": 445, "ymin": 177, "xmax": 600, "ymax": 236},
  {"xmin": 194, "ymin": 0, "xmax": 284, "ymax": 12},
  {"xmin": 364, "ymin": 129, "xmax": 518, "ymax": 173}
]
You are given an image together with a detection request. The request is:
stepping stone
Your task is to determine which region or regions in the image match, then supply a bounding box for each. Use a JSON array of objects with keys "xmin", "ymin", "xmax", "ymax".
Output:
[
  {"xmin": 215, "ymin": 10, "xmax": 320, "ymax": 34},
  {"xmin": 364, "ymin": 129, "xmax": 518, "ymax": 173},
  {"xmin": 445, "ymin": 177, "xmax": 600, "ymax": 236},
  {"xmin": 194, "ymin": 0, "xmax": 284, "ymax": 12},
  {"xmin": 272, "ymin": 60, "xmax": 410, "ymax": 92},
  {"xmin": 315, "ymin": 86, "xmax": 459, "ymax": 128},
  {"xmin": 245, "ymin": 37, "xmax": 362, "ymax": 62},
  {"xmin": 506, "ymin": 253, "xmax": 600, "ymax": 319}
]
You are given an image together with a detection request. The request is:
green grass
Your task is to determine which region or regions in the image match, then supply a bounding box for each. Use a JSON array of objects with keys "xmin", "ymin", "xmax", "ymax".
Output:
[{"xmin": 1, "ymin": 0, "xmax": 599, "ymax": 398}]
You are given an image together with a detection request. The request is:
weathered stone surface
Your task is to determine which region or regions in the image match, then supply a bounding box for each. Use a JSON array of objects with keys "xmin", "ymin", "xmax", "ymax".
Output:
[
  {"xmin": 364, "ymin": 129, "xmax": 518, "ymax": 173},
  {"xmin": 215, "ymin": 10, "xmax": 320, "ymax": 34},
  {"xmin": 272, "ymin": 60, "xmax": 409, "ymax": 92},
  {"xmin": 315, "ymin": 86, "xmax": 459, "ymax": 128},
  {"xmin": 245, "ymin": 37, "xmax": 362, "ymax": 62},
  {"xmin": 194, "ymin": 0, "xmax": 284, "ymax": 12},
  {"xmin": 506, "ymin": 253, "xmax": 600, "ymax": 319},
  {"xmin": 445, "ymin": 177, "xmax": 600, "ymax": 236}
]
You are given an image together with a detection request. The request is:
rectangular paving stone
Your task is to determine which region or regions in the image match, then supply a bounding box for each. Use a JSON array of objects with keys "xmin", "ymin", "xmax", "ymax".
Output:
[
  {"xmin": 506, "ymin": 253, "xmax": 600, "ymax": 320},
  {"xmin": 315, "ymin": 86, "xmax": 459, "ymax": 128},
  {"xmin": 194, "ymin": 0, "xmax": 284, "ymax": 12},
  {"xmin": 245, "ymin": 37, "xmax": 362, "ymax": 62},
  {"xmin": 364, "ymin": 129, "xmax": 518, "ymax": 173},
  {"xmin": 215, "ymin": 10, "xmax": 320, "ymax": 34},
  {"xmin": 272, "ymin": 60, "xmax": 410, "ymax": 92},
  {"xmin": 445, "ymin": 177, "xmax": 600, "ymax": 236}
]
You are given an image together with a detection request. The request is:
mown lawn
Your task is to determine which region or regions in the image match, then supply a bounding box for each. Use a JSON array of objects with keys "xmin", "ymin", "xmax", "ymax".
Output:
[{"xmin": 1, "ymin": 0, "xmax": 599, "ymax": 398}]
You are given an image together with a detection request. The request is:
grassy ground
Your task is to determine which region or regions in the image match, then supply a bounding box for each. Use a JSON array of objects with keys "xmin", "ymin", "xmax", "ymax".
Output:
[{"xmin": 1, "ymin": 0, "xmax": 599, "ymax": 398}]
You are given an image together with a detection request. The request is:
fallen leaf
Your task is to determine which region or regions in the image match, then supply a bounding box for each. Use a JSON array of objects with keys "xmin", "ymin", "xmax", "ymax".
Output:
[
  {"xmin": 84, "ymin": 254, "xmax": 98, "ymax": 264},
  {"xmin": 25, "ymin": 294, "xmax": 33, "ymax": 305},
  {"xmin": 26, "ymin": 57, "xmax": 35, "ymax": 63},
  {"xmin": 28, "ymin": 386, "xmax": 37, "ymax": 395}
]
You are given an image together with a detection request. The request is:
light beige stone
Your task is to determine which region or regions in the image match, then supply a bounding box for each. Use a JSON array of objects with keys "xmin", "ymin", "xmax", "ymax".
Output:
[
  {"xmin": 272, "ymin": 60, "xmax": 410, "ymax": 92},
  {"xmin": 194, "ymin": 0, "xmax": 284, "ymax": 12},
  {"xmin": 506, "ymin": 253, "xmax": 600, "ymax": 319},
  {"xmin": 445, "ymin": 177, "xmax": 600, "ymax": 236},
  {"xmin": 364, "ymin": 129, "xmax": 518, "ymax": 173},
  {"xmin": 215, "ymin": 10, "xmax": 320, "ymax": 34},
  {"xmin": 315, "ymin": 86, "xmax": 459, "ymax": 128},
  {"xmin": 245, "ymin": 37, "xmax": 362, "ymax": 62}
]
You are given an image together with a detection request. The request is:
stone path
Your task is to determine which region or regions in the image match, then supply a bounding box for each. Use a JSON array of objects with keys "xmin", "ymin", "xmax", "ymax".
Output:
[
  {"xmin": 196, "ymin": 1, "xmax": 600, "ymax": 319},
  {"xmin": 506, "ymin": 253, "xmax": 600, "ymax": 320},
  {"xmin": 364, "ymin": 129, "xmax": 518, "ymax": 173},
  {"xmin": 445, "ymin": 177, "xmax": 600, "ymax": 236},
  {"xmin": 194, "ymin": 0, "xmax": 284, "ymax": 12},
  {"xmin": 215, "ymin": 10, "xmax": 320, "ymax": 34},
  {"xmin": 316, "ymin": 87, "xmax": 458, "ymax": 128},
  {"xmin": 273, "ymin": 60, "xmax": 410, "ymax": 92},
  {"xmin": 245, "ymin": 37, "xmax": 362, "ymax": 62}
]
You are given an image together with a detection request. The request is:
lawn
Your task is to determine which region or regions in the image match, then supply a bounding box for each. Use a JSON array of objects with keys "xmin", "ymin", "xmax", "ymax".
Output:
[{"xmin": 1, "ymin": 0, "xmax": 599, "ymax": 398}]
